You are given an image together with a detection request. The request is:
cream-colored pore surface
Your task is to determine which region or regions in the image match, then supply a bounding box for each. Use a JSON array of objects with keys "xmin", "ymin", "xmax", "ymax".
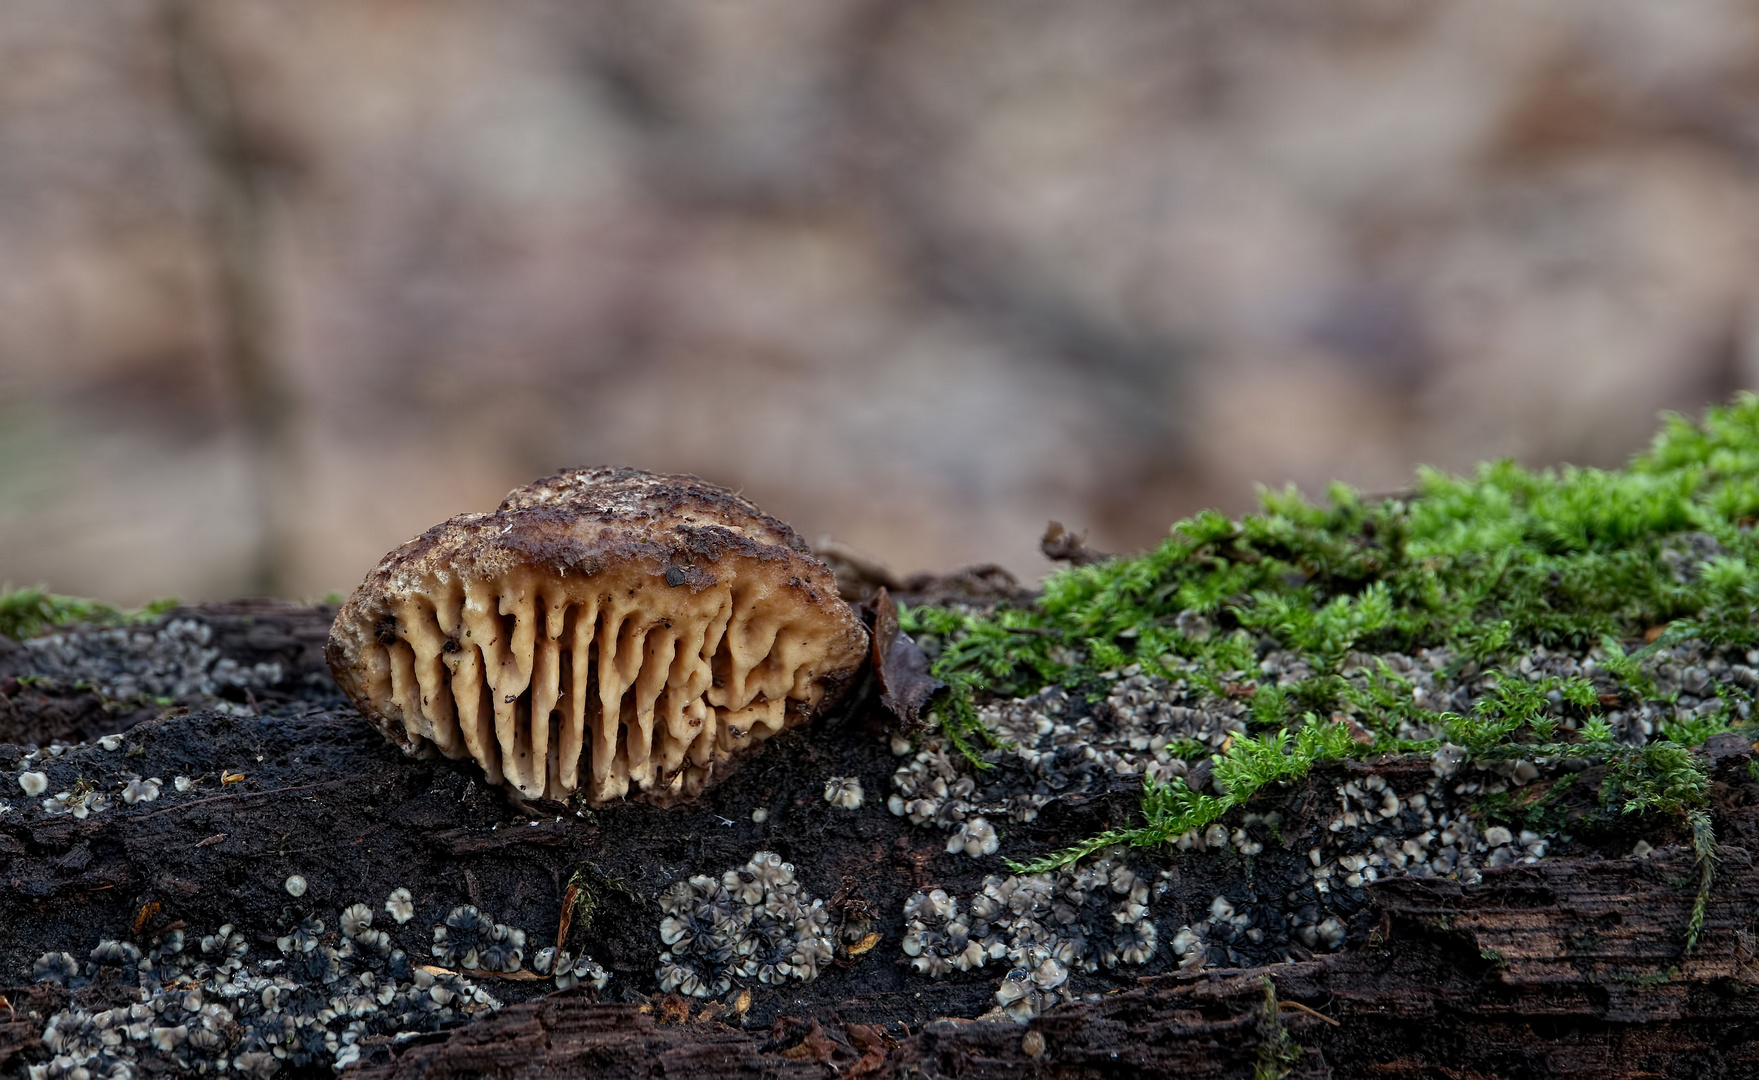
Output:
[{"xmin": 371, "ymin": 569, "xmax": 827, "ymax": 803}]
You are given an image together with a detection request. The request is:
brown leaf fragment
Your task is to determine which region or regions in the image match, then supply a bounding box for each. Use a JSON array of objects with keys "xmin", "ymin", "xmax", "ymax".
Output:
[
  {"xmin": 657, "ymin": 995, "xmax": 691, "ymax": 1026},
  {"xmin": 845, "ymin": 1023, "xmax": 888, "ymax": 1052},
  {"xmin": 1041, "ymin": 520, "xmax": 1112, "ymax": 566},
  {"xmin": 871, "ymin": 588, "xmax": 943, "ymax": 729},
  {"xmin": 556, "ymin": 883, "xmax": 578, "ymax": 955},
  {"xmin": 776, "ymin": 1019, "xmax": 838, "ymax": 1062},
  {"xmin": 846, "ymin": 1023, "xmax": 893, "ymax": 1077},
  {"xmin": 847, "ymin": 931, "xmax": 881, "ymax": 956},
  {"xmin": 133, "ymin": 901, "xmax": 161, "ymax": 935},
  {"xmin": 1333, "ymin": 713, "xmax": 1375, "ymax": 745}
]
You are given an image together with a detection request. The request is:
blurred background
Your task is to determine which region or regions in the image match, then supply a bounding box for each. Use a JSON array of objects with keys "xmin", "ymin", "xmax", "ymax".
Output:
[{"xmin": 2, "ymin": 0, "xmax": 1757, "ymax": 605}]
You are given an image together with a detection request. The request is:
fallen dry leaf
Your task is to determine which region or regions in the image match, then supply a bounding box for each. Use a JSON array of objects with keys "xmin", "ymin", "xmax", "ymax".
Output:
[
  {"xmin": 133, "ymin": 901, "xmax": 161, "ymax": 935},
  {"xmin": 846, "ymin": 1022, "xmax": 893, "ymax": 1077},
  {"xmin": 657, "ymin": 995, "xmax": 691, "ymax": 1025},
  {"xmin": 556, "ymin": 882, "xmax": 578, "ymax": 955},
  {"xmin": 871, "ymin": 588, "xmax": 943, "ymax": 728},
  {"xmin": 778, "ymin": 1020, "xmax": 838, "ymax": 1063}
]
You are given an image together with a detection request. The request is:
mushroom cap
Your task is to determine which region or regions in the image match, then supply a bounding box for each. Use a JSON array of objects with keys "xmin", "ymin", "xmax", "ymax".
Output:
[{"xmin": 327, "ymin": 467, "xmax": 869, "ymax": 806}]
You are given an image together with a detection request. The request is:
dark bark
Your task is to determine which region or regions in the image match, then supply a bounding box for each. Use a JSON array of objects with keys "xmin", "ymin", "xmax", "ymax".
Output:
[
  {"xmin": 2, "ymin": 604, "xmax": 1755, "ymax": 1079},
  {"xmin": 344, "ymin": 839, "xmax": 1759, "ymax": 1079}
]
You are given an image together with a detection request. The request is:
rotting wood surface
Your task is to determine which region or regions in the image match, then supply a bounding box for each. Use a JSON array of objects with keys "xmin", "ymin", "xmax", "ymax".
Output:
[
  {"xmin": 346, "ymin": 847, "xmax": 1759, "ymax": 1079},
  {"xmin": 2, "ymin": 604, "xmax": 1757, "ymax": 1079}
]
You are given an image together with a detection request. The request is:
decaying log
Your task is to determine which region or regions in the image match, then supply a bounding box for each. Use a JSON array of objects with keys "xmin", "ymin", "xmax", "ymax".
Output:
[
  {"xmin": 2, "ymin": 603, "xmax": 1756, "ymax": 1079},
  {"xmin": 348, "ymin": 836, "xmax": 1759, "ymax": 1079}
]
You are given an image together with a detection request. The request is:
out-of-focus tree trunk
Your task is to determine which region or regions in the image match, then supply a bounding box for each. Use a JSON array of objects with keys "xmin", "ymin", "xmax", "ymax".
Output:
[{"xmin": 164, "ymin": 0, "xmax": 297, "ymax": 598}]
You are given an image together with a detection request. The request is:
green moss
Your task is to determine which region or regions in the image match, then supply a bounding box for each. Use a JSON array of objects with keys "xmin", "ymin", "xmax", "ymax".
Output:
[
  {"xmin": 931, "ymin": 673, "xmax": 1012, "ymax": 768},
  {"xmin": 910, "ymin": 395, "xmax": 1759, "ymax": 688},
  {"xmin": 562, "ymin": 862, "xmax": 638, "ymax": 941},
  {"xmin": 1253, "ymin": 976, "xmax": 1300, "ymax": 1080},
  {"xmin": 909, "ymin": 396, "xmax": 1759, "ymax": 917},
  {"xmin": 1010, "ymin": 717, "xmax": 1357, "ymax": 873},
  {"xmin": 0, "ymin": 586, "xmax": 177, "ymax": 642}
]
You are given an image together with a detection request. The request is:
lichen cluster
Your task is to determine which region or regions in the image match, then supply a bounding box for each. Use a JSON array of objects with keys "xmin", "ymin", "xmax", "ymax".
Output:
[
  {"xmin": 22, "ymin": 889, "xmax": 608, "ymax": 1079},
  {"xmin": 28, "ymin": 900, "xmax": 497, "ymax": 1078},
  {"xmin": 654, "ymin": 851, "xmax": 836, "ymax": 998},
  {"xmin": 899, "ymin": 848, "xmax": 1161, "ymax": 1019},
  {"xmin": 7, "ymin": 736, "xmax": 240, "ymax": 824},
  {"xmin": 430, "ymin": 905, "xmax": 527, "ymax": 973},
  {"xmin": 7, "ymin": 736, "xmax": 171, "ymax": 823},
  {"xmin": 887, "ymin": 674, "xmax": 1250, "ymax": 858},
  {"xmin": 18, "ymin": 618, "xmax": 284, "ymax": 707}
]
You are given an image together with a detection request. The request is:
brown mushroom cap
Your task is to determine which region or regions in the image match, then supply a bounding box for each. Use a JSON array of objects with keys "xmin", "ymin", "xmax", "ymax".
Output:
[{"xmin": 327, "ymin": 467, "xmax": 869, "ymax": 806}]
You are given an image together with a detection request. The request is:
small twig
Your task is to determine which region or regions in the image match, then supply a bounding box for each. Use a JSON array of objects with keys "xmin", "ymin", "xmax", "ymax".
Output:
[
  {"xmin": 1042, "ymin": 521, "xmax": 1113, "ymax": 567},
  {"xmin": 417, "ymin": 963, "xmax": 541, "ymax": 982},
  {"xmin": 1278, "ymin": 1000, "xmax": 1340, "ymax": 1027},
  {"xmin": 131, "ymin": 779, "xmax": 349, "ymax": 821},
  {"xmin": 556, "ymin": 883, "xmax": 579, "ymax": 956}
]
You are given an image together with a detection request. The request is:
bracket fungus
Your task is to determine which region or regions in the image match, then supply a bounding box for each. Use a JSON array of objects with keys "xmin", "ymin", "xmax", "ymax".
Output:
[{"xmin": 328, "ymin": 467, "xmax": 869, "ymax": 805}]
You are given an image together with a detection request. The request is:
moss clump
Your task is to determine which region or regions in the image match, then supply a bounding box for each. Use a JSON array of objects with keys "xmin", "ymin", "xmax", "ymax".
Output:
[
  {"xmin": 910, "ymin": 395, "xmax": 1759, "ymax": 692},
  {"xmin": 906, "ymin": 395, "xmax": 1759, "ymax": 916},
  {"xmin": 0, "ymin": 586, "xmax": 176, "ymax": 642}
]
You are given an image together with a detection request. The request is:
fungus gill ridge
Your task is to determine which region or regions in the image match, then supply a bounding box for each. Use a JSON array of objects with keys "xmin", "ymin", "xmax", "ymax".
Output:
[{"xmin": 327, "ymin": 468, "xmax": 868, "ymax": 805}]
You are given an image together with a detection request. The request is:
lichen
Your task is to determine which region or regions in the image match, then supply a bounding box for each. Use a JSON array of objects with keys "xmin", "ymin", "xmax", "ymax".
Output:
[
  {"xmin": 16, "ymin": 617, "xmax": 284, "ymax": 703},
  {"xmin": 654, "ymin": 851, "xmax": 835, "ymax": 998},
  {"xmin": 24, "ymin": 893, "xmax": 520, "ymax": 1079}
]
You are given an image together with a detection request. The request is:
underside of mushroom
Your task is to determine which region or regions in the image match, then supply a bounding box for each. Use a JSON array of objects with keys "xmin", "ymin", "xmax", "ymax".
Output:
[{"xmin": 326, "ymin": 468, "xmax": 869, "ymax": 806}]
